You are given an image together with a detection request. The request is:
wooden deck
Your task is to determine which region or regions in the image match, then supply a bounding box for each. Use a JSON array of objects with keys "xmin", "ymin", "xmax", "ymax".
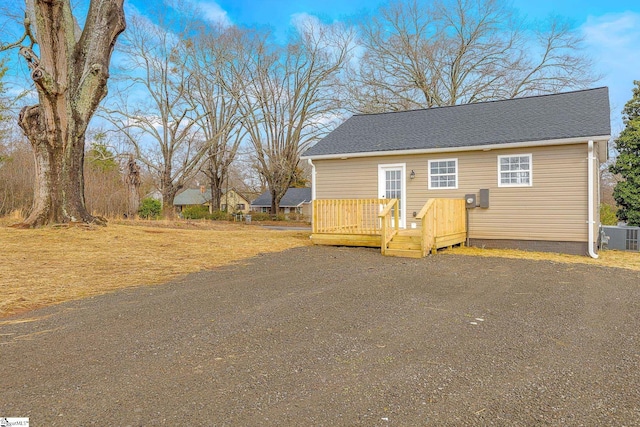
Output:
[{"xmin": 311, "ymin": 198, "xmax": 467, "ymax": 258}]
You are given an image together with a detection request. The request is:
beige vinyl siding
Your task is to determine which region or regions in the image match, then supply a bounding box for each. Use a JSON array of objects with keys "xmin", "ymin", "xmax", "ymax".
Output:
[{"xmin": 314, "ymin": 143, "xmax": 590, "ymax": 243}]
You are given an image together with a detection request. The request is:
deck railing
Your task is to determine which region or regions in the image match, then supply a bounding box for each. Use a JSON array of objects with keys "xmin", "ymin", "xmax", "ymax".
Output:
[
  {"xmin": 416, "ymin": 198, "xmax": 466, "ymax": 255},
  {"xmin": 378, "ymin": 199, "xmax": 399, "ymax": 255},
  {"xmin": 312, "ymin": 199, "xmax": 387, "ymax": 234},
  {"xmin": 312, "ymin": 198, "xmax": 466, "ymax": 256}
]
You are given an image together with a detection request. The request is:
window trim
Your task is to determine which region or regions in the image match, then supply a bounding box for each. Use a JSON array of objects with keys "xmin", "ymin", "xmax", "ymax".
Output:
[
  {"xmin": 428, "ymin": 158, "xmax": 458, "ymax": 190},
  {"xmin": 497, "ymin": 154, "xmax": 533, "ymax": 187}
]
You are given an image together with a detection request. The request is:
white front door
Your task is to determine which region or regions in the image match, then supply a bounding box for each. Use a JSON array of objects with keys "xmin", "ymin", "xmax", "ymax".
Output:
[{"xmin": 378, "ymin": 164, "xmax": 406, "ymax": 228}]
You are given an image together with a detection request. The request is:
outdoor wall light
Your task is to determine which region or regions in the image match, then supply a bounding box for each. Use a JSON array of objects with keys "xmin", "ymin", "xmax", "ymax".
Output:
[{"xmin": 410, "ymin": 169, "xmax": 416, "ymax": 179}]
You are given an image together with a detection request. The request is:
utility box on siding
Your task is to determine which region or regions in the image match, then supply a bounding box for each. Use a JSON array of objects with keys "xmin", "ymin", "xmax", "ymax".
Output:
[{"xmin": 601, "ymin": 226, "xmax": 640, "ymax": 251}]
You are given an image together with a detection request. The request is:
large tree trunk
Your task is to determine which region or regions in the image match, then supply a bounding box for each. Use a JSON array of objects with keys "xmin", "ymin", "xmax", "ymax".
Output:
[
  {"xmin": 124, "ymin": 154, "xmax": 141, "ymax": 218},
  {"xmin": 18, "ymin": 106, "xmax": 95, "ymax": 226},
  {"xmin": 209, "ymin": 175, "xmax": 223, "ymax": 212},
  {"xmin": 15, "ymin": 0, "xmax": 125, "ymax": 227},
  {"xmin": 160, "ymin": 170, "xmax": 181, "ymax": 217},
  {"xmin": 206, "ymin": 161, "xmax": 226, "ymax": 212}
]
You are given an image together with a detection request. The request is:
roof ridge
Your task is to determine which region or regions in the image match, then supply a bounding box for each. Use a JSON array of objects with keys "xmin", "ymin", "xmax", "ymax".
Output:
[{"xmin": 352, "ymin": 87, "xmax": 609, "ymax": 117}]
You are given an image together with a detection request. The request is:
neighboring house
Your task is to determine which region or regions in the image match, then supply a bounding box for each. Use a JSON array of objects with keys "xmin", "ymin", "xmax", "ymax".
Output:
[
  {"xmin": 220, "ymin": 189, "xmax": 251, "ymax": 214},
  {"xmin": 301, "ymin": 87, "xmax": 611, "ymax": 256},
  {"xmin": 251, "ymin": 187, "xmax": 312, "ymax": 218},
  {"xmin": 173, "ymin": 187, "xmax": 251, "ymax": 214},
  {"xmin": 173, "ymin": 187, "xmax": 211, "ymax": 212}
]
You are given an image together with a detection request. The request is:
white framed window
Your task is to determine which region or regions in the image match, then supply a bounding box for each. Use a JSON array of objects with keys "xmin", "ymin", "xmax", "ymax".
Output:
[
  {"xmin": 498, "ymin": 154, "xmax": 532, "ymax": 187},
  {"xmin": 428, "ymin": 158, "xmax": 458, "ymax": 189}
]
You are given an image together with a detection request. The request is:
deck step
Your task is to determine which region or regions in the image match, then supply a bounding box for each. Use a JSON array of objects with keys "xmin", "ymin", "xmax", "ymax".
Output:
[
  {"xmin": 391, "ymin": 234, "xmax": 421, "ymax": 242},
  {"xmin": 387, "ymin": 232, "xmax": 421, "ymax": 251},
  {"xmin": 384, "ymin": 248, "xmax": 423, "ymax": 258},
  {"xmin": 397, "ymin": 230, "xmax": 421, "ymax": 236},
  {"xmin": 387, "ymin": 240, "xmax": 422, "ymax": 250}
]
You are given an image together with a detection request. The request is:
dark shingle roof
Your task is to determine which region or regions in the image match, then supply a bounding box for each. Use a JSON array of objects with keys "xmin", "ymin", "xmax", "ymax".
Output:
[
  {"xmin": 302, "ymin": 88, "xmax": 611, "ymax": 157},
  {"xmin": 251, "ymin": 188, "xmax": 312, "ymax": 207}
]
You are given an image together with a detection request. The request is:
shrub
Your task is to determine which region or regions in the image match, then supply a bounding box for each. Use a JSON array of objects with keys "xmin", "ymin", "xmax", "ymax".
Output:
[
  {"xmin": 286, "ymin": 212, "xmax": 307, "ymax": 221},
  {"xmin": 600, "ymin": 203, "xmax": 618, "ymax": 226},
  {"xmin": 247, "ymin": 212, "xmax": 271, "ymax": 221},
  {"xmin": 181, "ymin": 205, "xmax": 210, "ymax": 220},
  {"xmin": 138, "ymin": 197, "xmax": 162, "ymax": 219},
  {"xmin": 209, "ymin": 210, "xmax": 232, "ymax": 221}
]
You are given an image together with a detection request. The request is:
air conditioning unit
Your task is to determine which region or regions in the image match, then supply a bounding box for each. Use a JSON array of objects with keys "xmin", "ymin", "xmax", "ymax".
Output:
[{"xmin": 601, "ymin": 226, "xmax": 640, "ymax": 251}]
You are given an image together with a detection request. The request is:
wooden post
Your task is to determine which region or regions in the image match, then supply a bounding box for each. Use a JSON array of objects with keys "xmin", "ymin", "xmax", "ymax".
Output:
[{"xmin": 393, "ymin": 199, "xmax": 399, "ymax": 232}]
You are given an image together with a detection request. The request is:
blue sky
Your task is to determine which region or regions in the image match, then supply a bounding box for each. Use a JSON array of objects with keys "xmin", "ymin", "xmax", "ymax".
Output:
[
  {"xmin": 2, "ymin": 0, "xmax": 638, "ymax": 134},
  {"xmin": 174, "ymin": 0, "xmax": 640, "ymax": 133}
]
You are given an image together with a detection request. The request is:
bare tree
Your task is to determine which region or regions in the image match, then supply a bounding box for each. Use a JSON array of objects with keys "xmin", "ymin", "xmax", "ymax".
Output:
[
  {"xmin": 236, "ymin": 20, "xmax": 353, "ymax": 213},
  {"xmin": 0, "ymin": 59, "xmax": 10, "ymax": 145},
  {"xmin": 84, "ymin": 140, "xmax": 128, "ymax": 218},
  {"xmin": 344, "ymin": 0, "xmax": 598, "ymax": 113},
  {"xmin": 124, "ymin": 154, "xmax": 141, "ymax": 217},
  {"xmin": 103, "ymin": 13, "xmax": 208, "ymax": 212},
  {"xmin": 2, "ymin": 0, "xmax": 125, "ymax": 227},
  {"xmin": 184, "ymin": 25, "xmax": 247, "ymax": 212},
  {"xmin": 0, "ymin": 134, "xmax": 34, "ymax": 216}
]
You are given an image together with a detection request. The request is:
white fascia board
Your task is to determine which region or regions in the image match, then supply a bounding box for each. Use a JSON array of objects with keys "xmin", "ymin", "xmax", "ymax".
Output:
[{"xmin": 300, "ymin": 135, "xmax": 611, "ymax": 161}]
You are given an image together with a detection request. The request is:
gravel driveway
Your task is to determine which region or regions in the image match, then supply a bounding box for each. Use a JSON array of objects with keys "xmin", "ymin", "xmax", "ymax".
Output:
[{"xmin": 1, "ymin": 246, "xmax": 639, "ymax": 426}]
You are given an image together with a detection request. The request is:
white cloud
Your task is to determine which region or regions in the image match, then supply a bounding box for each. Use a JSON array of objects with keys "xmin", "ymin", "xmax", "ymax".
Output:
[
  {"xmin": 194, "ymin": 1, "xmax": 232, "ymax": 27},
  {"xmin": 581, "ymin": 11, "xmax": 640, "ymax": 130},
  {"xmin": 290, "ymin": 12, "xmax": 322, "ymax": 32},
  {"xmin": 582, "ymin": 11, "xmax": 640, "ymax": 63}
]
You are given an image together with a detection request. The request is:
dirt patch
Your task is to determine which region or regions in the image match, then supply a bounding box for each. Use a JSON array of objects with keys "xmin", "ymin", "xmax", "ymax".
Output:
[{"xmin": 1, "ymin": 246, "xmax": 639, "ymax": 425}]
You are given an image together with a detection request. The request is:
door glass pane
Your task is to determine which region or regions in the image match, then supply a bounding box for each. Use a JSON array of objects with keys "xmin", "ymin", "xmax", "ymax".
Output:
[{"xmin": 384, "ymin": 168, "xmax": 402, "ymax": 223}]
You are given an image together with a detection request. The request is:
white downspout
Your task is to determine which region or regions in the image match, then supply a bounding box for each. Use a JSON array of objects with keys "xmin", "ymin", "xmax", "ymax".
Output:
[
  {"xmin": 587, "ymin": 140, "xmax": 598, "ymax": 259},
  {"xmin": 307, "ymin": 158, "xmax": 316, "ymax": 201},
  {"xmin": 308, "ymin": 159, "xmax": 316, "ymax": 232}
]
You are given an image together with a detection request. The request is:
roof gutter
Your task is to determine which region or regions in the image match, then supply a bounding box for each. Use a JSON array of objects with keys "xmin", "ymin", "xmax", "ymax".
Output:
[
  {"xmin": 301, "ymin": 135, "xmax": 611, "ymax": 161},
  {"xmin": 587, "ymin": 140, "xmax": 599, "ymax": 259}
]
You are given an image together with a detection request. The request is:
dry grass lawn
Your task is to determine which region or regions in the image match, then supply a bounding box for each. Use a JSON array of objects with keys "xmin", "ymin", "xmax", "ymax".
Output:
[
  {"xmin": 0, "ymin": 218, "xmax": 311, "ymax": 318},
  {"xmin": 2, "ymin": 214, "xmax": 638, "ymax": 319},
  {"xmin": 444, "ymin": 245, "xmax": 640, "ymax": 271}
]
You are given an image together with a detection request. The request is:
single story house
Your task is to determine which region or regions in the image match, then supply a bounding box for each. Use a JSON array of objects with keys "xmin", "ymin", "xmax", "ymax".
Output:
[
  {"xmin": 173, "ymin": 187, "xmax": 251, "ymax": 214},
  {"xmin": 301, "ymin": 87, "xmax": 611, "ymax": 257},
  {"xmin": 251, "ymin": 187, "xmax": 312, "ymax": 218},
  {"xmin": 173, "ymin": 187, "xmax": 210, "ymax": 212}
]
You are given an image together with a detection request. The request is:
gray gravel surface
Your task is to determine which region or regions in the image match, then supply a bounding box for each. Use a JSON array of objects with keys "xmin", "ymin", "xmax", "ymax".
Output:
[{"xmin": 1, "ymin": 246, "xmax": 639, "ymax": 426}]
